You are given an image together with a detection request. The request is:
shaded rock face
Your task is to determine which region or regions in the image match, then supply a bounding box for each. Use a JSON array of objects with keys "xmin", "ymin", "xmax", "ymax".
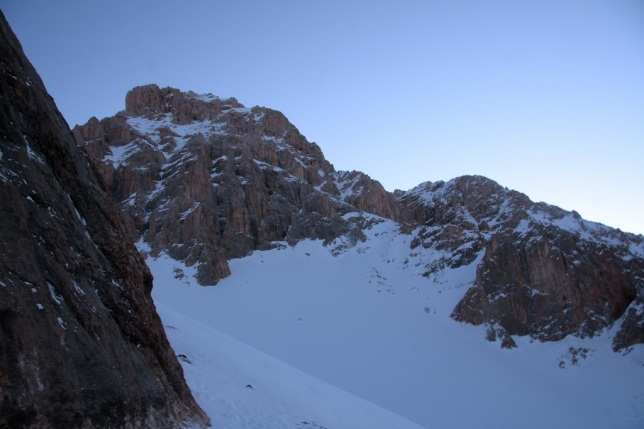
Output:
[
  {"xmin": 454, "ymin": 234, "xmax": 639, "ymax": 342},
  {"xmin": 398, "ymin": 176, "xmax": 644, "ymax": 349},
  {"xmin": 75, "ymin": 85, "xmax": 644, "ymax": 350},
  {"xmin": 0, "ymin": 13, "xmax": 208, "ymax": 429},
  {"xmin": 74, "ymin": 84, "xmax": 394, "ymax": 284},
  {"xmin": 398, "ymin": 176, "xmax": 532, "ymax": 274}
]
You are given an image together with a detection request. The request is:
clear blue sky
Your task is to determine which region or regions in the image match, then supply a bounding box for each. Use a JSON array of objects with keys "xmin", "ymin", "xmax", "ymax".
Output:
[{"xmin": 4, "ymin": 0, "xmax": 643, "ymax": 234}]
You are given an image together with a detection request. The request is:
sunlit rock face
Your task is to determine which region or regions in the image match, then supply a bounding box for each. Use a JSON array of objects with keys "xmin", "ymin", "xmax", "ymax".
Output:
[
  {"xmin": 74, "ymin": 84, "xmax": 393, "ymax": 284},
  {"xmin": 75, "ymin": 84, "xmax": 644, "ymax": 350},
  {"xmin": 0, "ymin": 12, "xmax": 208, "ymax": 429}
]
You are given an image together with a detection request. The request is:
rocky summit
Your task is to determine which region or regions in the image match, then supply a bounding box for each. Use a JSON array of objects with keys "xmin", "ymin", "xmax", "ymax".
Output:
[
  {"xmin": 73, "ymin": 84, "xmax": 395, "ymax": 284},
  {"xmin": 75, "ymin": 84, "xmax": 644, "ymax": 351},
  {"xmin": 0, "ymin": 12, "xmax": 207, "ymax": 429}
]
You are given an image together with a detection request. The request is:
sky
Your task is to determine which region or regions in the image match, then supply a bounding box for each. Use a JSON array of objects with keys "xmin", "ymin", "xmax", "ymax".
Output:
[{"xmin": 4, "ymin": 0, "xmax": 644, "ymax": 234}]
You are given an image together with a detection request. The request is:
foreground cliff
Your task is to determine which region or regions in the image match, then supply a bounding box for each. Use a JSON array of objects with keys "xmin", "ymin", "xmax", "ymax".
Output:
[{"xmin": 0, "ymin": 12, "xmax": 208, "ymax": 428}]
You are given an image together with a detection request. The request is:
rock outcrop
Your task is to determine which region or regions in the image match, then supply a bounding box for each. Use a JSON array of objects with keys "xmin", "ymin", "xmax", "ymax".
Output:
[
  {"xmin": 74, "ymin": 86, "xmax": 644, "ymax": 351},
  {"xmin": 398, "ymin": 176, "xmax": 644, "ymax": 349},
  {"xmin": 74, "ymin": 85, "xmax": 393, "ymax": 284},
  {"xmin": 0, "ymin": 12, "xmax": 208, "ymax": 428}
]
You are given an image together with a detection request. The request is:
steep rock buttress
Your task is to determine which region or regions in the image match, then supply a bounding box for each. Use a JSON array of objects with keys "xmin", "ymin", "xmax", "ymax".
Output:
[{"xmin": 0, "ymin": 12, "xmax": 208, "ymax": 428}]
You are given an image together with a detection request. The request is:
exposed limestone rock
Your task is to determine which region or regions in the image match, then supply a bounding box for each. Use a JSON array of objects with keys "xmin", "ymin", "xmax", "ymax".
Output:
[
  {"xmin": 0, "ymin": 12, "xmax": 208, "ymax": 428},
  {"xmin": 74, "ymin": 85, "xmax": 391, "ymax": 284},
  {"xmin": 331, "ymin": 170, "xmax": 399, "ymax": 220},
  {"xmin": 397, "ymin": 176, "xmax": 644, "ymax": 348},
  {"xmin": 453, "ymin": 233, "xmax": 638, "ymax": 342}
]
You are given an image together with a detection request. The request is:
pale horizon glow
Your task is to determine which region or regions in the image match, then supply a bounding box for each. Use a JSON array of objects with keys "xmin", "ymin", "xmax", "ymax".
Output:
[{"xmin": 4, "ymin": 0, "xmax": 643, "ymax": 234}]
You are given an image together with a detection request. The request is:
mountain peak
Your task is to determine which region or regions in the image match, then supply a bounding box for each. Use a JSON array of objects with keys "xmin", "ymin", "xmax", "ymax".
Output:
[
  {"xmin": 74, "ymin": 85, "xmax": 399, "ymax": 283},
  {"xmin": 124, "ymin": 84, "xmax": 244, "ymax": 121},
  {"xmin": 74, "ymin": 84, "xmax": 644, "ymax": 351}
]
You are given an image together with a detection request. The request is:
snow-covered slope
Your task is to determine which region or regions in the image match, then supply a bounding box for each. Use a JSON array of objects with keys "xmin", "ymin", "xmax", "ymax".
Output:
[
  {"xmin": 157, "ymin": 306, "xmax": 424, "ymax": 429},
  {"xmin": 149, "ymin": 214, "xmax": 644, "ymax": 429},
  {"xmin": 76, "ymin": 84, "xmax": 644, "ymax": 427}
]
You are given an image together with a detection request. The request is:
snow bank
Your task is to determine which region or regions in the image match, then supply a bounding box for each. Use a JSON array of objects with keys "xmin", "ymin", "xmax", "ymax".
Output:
[{"xmin": 150, "ymin": 219, "xmax": 644, "ymax": 429}]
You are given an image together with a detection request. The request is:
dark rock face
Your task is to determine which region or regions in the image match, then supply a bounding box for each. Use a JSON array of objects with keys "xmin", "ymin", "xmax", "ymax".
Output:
[
  {"xmin": 74, "ymin": 85, "xmax": 393, "ymax": 284},
  {"xmin": 0, "ymin": 12, "xmax": 208, "ymax": 428},
  {"xmin": 74, "ymin": 85, "xmax": 644, "ymax": 350},
  {"xmin": 398, "ymin": 176, "xmax": 644, "ymax": 349},
  {"xmin": 454, "ymin": 234, "xmax": 639, "ymax": 342},
  {"xmin": 613, "ymin": 292, "xmax": 644, "ymax": 350},
  {"xmin": 398, "ymin": 176, "xmax": 531, "ymax": 275}
]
